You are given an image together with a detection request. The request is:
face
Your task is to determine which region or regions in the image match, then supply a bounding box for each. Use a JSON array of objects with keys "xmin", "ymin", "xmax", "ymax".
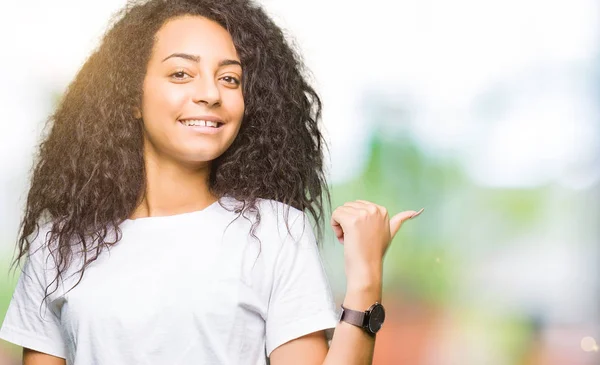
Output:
[{"xmin": 138, "ymin": 15, "xmax": 244, "ymax": 167}]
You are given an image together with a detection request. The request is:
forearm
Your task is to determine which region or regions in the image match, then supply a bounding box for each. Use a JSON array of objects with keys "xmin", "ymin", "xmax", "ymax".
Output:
[{"xmin": 322, "ymin": 267, "xmax": 382, "ymax": 365}]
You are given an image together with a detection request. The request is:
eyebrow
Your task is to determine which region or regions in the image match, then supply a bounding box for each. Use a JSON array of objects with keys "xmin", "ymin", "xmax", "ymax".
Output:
[{"xmin": 161, "ymin": 53, "xmax": 242, "ymax": 68}]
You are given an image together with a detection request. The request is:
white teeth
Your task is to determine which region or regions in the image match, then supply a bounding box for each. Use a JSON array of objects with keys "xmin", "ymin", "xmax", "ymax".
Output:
[{"xmin": 181, "ymin": 119, "xmax": 220, "ymax": 127}]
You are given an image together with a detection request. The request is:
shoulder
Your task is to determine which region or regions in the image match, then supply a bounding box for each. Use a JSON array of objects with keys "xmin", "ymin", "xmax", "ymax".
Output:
[
  {"xmin": 25, "ymin": 222, "xmax": 54, "ymax": 258},
  {"xmin": 255, "ymin": 199, "xmax": 315, "ymax": 247},
  {"xmin": 218, "ymin": 196, "xmax": 317, "ymax": 248},
  {"xmin": 16, "ymin": 222, "xmax": 57, "ymax": 284},
  {"xmin": 221, "ymin": 197, "xmax": 309, "ymax": 239},
  {"xmin": 255, "ymin": 199, "xmax": 304, "ymax": 224}
]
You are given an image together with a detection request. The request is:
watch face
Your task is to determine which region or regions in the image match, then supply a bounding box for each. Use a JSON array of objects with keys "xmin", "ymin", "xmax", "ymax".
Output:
[{"xmin": 368, "ymin": 304, "xmax": 386, "ymax": 333}]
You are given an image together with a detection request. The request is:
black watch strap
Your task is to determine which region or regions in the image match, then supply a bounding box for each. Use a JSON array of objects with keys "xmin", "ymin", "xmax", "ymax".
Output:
[
  {"xmin": 340, "ymin": 305, "xmax": 366, "ymax": 328},
  {"xmin": 340, "ymin": 302, "xmax": 385, "ymax": 336}
]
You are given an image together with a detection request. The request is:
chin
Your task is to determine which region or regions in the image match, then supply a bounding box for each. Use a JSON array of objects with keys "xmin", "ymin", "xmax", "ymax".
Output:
[{"xmin": 177, "ymin": 150, "xmax": 224, "ymax": 165}]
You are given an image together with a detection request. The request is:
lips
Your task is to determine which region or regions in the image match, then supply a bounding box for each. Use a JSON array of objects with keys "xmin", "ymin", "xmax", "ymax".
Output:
[
  {"xmin": 178, "ymin": 115, "xmax": 224, "ymax": 126},
  {"xmin": 179, "ymin": 119, "xmax": 223, "ymax": 128},
  {"xmin": 176, "ymin": 118, "xmax": 226, "ymax": 135}
]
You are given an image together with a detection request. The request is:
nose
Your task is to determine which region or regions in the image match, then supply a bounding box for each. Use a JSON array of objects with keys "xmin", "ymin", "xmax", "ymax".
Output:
[{"xmin": 192, "ymin": 77, "xmax": 221, "ymax": 106}]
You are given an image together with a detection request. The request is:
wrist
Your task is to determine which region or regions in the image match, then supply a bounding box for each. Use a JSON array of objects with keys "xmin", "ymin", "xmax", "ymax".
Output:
[
  {"xmin": 343, "ymin": 287, "xmax": 382, "ymax": 312},
  {"xmin": 345, "ymin": 262, "xmax": 383, "ymax": 293},
  {"xmin": 344, "ymin": 276, "xmax": 383, "ymax": 310}
]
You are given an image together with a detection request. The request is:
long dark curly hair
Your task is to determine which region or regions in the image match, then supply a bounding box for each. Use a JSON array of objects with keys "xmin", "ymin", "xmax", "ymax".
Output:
[{"xmin": 14, "ymin": 0, "xmax": 330, "ymax": 298}]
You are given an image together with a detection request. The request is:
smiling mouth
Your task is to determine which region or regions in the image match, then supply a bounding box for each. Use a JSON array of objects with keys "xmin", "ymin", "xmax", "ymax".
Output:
[{"xmin": 178, "ymin": 119, "xmax": 224, "ymax": 128}]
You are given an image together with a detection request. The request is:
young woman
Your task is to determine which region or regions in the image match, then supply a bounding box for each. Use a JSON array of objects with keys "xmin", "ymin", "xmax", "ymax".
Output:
[{"xmin": 0, "ymin": 0, "xmax": 423, "ymax": 364}]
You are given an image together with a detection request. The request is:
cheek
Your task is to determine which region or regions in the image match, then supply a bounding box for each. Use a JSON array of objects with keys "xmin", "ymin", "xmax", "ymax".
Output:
[
  {"xmin": 237, "ymin": 98, "xmax": 245, "ymax": 120},
  {"xmin": 230, "ymin": 93, "xmax": 245, "ymax": 121},
  {"xmin": 142, "ymin": 78, "xmax": 187, "ymax": 120}
]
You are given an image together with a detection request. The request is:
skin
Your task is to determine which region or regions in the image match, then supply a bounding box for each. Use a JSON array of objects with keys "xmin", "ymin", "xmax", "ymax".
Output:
[
  {"xmin": 271, "ymin": 202, "xmax": 422, "ymax": 365},
  {"xmin": 131, "ymin": 15, "xmax": 244, "ymax": 219},
  {"xmin": 23, "ymin": 15, "xmax": 424, "ymax": 365}
]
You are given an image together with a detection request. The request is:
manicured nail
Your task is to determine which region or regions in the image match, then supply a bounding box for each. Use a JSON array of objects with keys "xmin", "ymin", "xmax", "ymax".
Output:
[{"xmin": 410, "ymin": 208, "xmax": 425, "ymax": 219}]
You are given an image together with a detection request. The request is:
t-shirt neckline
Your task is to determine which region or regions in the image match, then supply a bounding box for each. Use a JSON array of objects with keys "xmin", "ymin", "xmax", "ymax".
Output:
[{"xmin": 121, "ymin": 199, "xmax": 222, "ymax": 227}]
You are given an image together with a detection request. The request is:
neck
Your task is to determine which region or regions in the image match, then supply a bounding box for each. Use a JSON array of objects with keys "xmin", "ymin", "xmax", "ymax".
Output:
[{"xmin": 130, "ymin": 152, "xmax": 218, "ymax": 219}]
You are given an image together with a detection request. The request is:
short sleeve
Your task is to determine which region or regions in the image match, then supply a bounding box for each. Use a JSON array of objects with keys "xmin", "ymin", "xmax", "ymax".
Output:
[
  {"xmin": 0, "ymin": 229, "xmax": 67, "ymax": 358},
  {"xmin": 265, "ymin": 213, "xmax": 339, "ymax": 357}
]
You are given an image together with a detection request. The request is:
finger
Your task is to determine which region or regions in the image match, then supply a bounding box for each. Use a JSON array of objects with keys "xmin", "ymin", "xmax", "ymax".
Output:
[
  {"xmin": 389, "ymin": 209, "xmax": 423, "ymax": 238},
  {"xmin": 330, "ymin": 206, "xmax": 357, "ymax": 244},
  {"xmin": 411, "ymin": 208, "xmax": 425, "ymax": 219},
  {"xmin": 343, "ymin": 202, "xmax": 371, "ymax": 212},
  {"xmin": 345, "ymin": 201, "xmax": 380, "ymax": 215},
  {"xmin": 330, "ymin": 214, "xmax": 343, "ymax": 237},
  {"xmin": 355, "ymin": 200, "xmax": 386, "ymax": 213},
  {"xmin": 331, "ymin": 223, "xmax": 344, "ymax": 244},
  {"xmin": 353, "ymin": 200, "xmax": 381, "ymax": 210},
  {"xmin": 330, "ymin": 206, "xmax": 356, "ymax": 227}
]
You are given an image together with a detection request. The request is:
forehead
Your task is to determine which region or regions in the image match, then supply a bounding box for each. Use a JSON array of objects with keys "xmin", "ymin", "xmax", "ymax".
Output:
[{"xmin": 152, "ymin": 15, "xmax": 239, "ymax": 60}]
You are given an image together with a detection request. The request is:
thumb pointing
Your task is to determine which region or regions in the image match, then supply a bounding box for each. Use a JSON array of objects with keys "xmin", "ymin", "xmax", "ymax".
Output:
[{"xmin": 389, "ymin": 208, "xmax": 424, "ymax": 238}]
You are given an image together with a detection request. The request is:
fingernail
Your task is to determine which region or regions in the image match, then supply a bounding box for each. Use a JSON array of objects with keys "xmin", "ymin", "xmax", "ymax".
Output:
[{"xmin": 410, "ymin": 208, "xmax": 425, "ymax": 219}]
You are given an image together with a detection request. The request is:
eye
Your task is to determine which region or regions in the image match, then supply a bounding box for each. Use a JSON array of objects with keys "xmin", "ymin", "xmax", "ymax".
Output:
[
  {"xmin": 221, "ymin": 76, "xmax": 241, "ymax": 86},
  {"xmin": 170, "ymin": 70, "xmax": 192, "ymax": 80}
]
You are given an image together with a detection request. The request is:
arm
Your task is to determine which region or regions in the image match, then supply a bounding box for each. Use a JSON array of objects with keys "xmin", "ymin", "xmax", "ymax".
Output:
[
  {"xmin": 322, "ymin": 272, "xmax": 382, "ymax": 365},
  {"xmin": 270, "ymin": 276, "xmax": 382, "ymax": 365},
  {"xmin": 271, "ymin": 200, "xmax": 423, "ymax": 365},
  {"xmin": 23, "ymin": 348, "xmax": 66, "ymax": 365},
  {"xmin": 0, "ymin": 225, "xmax": 68, "ymax": 363}
]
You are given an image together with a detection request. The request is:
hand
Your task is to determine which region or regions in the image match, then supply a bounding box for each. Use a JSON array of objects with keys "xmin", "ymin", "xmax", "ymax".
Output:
[{"xmin": 330, "ymin": 200, "xmax": 424, "ymax": 288}]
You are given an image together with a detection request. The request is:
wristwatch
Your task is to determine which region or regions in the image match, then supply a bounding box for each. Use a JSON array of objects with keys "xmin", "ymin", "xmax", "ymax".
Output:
[{"xmin": 339, "ymin": 302, "xmax": 386, "ymax": 336}]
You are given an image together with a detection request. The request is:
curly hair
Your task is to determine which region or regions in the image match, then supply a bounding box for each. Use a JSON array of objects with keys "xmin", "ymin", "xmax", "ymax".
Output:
[{"xmin": 13, "ymin": 0, "xmax": 330, "ymax": 299}]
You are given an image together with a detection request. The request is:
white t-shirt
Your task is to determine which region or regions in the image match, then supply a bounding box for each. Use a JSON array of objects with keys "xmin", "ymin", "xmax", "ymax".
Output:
[{"xmin": 0, "ymin": 197, "xmax": 339, "ymax": 364}]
